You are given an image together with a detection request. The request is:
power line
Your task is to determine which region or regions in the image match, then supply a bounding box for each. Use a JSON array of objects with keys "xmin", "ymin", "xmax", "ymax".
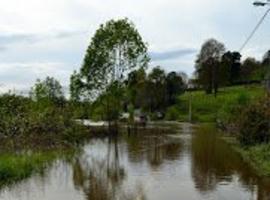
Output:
[{"xmin": 239, "ymin": 8, "xmax": 270, "ymax": 52}]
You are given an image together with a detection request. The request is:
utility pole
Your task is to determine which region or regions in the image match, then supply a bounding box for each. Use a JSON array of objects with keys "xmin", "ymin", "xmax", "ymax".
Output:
[
  {"xmin": 189, "ymin": 93, "xmax": 192, "ymax": 122},
  {"xmin": 188, "ymin": 85, "xmax": 192, "ymax": 123}
]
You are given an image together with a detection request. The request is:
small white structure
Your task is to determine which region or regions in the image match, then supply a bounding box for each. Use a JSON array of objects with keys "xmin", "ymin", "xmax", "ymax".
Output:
[{"xmin": 75, "ymin": 119, "xmax": 108, "ymax": 127}]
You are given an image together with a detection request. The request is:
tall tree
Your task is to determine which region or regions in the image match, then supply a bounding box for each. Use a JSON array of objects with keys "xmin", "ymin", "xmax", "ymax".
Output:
[
  {"xmin": 195, "ymin": 39, "xmax": 225, "ymax": 96},
  {"xmin": 73, "ymin": 18, "xmax": 149, "ymax": 123}
]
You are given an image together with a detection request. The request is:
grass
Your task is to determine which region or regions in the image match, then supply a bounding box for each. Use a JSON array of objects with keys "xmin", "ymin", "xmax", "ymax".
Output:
[
  {"xmin": 173, "ymin": 84, "xmax": 265, "ymax": 122},
  {"xmin": 223, "ymin": 136, "xmax": 270, "ymax": 176},
  {"xmin": 0, "ymin": 150, "xmax": 74, "ymax": 187}
]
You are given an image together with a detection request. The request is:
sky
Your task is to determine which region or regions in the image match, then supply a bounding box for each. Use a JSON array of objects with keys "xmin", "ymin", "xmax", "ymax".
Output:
[{"xmin": 0, "ymin": 0, "xmax": 270, "ymax": 94}]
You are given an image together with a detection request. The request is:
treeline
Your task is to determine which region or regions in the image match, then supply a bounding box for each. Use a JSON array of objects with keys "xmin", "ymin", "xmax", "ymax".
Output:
[
  {"xmin": 0, "ymin": 77, "xmax": 88, "ymax": 149},
  {"xmin": 194, "ymin": 38, "xmax": 270, "ymax": 95},
  {"xmin": 191, "ymin": 38, "xmax": 270, "ymax": 147},
  {"xmin": 87, "ymin": 67, "xmax": 186, "ymax": 121}
]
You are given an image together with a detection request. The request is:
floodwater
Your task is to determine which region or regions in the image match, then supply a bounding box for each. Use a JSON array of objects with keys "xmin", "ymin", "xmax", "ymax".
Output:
[{"xmin": 1, "ymin": 123, "xmax": 270, "ymax": 200}]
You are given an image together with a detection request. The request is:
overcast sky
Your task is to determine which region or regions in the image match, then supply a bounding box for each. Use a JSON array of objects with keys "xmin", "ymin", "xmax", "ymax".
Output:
[{"xmin": 0, "ymin": 0, "xmax": 270, "ymax": 94}]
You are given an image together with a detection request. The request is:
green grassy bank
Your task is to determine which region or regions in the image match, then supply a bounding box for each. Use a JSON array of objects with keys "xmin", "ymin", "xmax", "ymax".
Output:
[
  {"xmin": 166, "ymin": 84, "xmax": 265, "ymax": 122},
  {"xmin": 0, "ymin": 151, "xmax": 57, "ymax": 186},
  {"xmin": 223, "ymin": 137, "xmax": 270, "ymax": 176},
  {"xmin": 177, "ymin": 85, "xmax": 269, "ymax": 177},
  {"xmin": 0, "ymin": 150, "xmax": 74, "ymax": 187}
]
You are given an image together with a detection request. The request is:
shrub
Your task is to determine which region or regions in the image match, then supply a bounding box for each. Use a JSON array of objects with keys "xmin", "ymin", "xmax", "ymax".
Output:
[
  {"xmin": 238, "ymin": 96, "xmax": 270, "ymax": 146},
  {"xmin": 217, "ymin": 92, "xmax": 251, "ymax": 126},
  {"xmin": 165, "ymin": 106, "xmax": 179, "ymax": 121},
  {"xmin": 0, "ymin": 93, "xmax": 86, "ymax": 149},
  {"xmin": 0, "ymin": 94, "xmax": 30, "ymax": 136}
]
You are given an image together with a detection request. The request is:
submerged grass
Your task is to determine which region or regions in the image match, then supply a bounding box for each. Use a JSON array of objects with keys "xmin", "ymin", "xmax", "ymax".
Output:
[
  {"xmin": 0, "ymin": 150, "xmax": 74, "ymax": 187},
  {"xmin": 223, "ymin": 136, "xmax": 270, "ymax": 177}
]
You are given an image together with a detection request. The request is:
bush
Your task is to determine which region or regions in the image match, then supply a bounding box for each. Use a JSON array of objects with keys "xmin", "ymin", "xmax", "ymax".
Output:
[
  {"xmin": 165, "ymin": 106, "xmax": 179, "ymax": 121},
  {"xmin": 0, "ymin": 93, "xmax": 87, "ymax": 149},
  {"xmin": 217, "ymin": 92, "xmax": 251, "ymax": 126},
  {"xmin": 238, "ymin": 96, "xmax": 270, "ymax": 146},
  {"xmin": 0, "ymin": 94, "xmax": 30, "ymax": 136}
]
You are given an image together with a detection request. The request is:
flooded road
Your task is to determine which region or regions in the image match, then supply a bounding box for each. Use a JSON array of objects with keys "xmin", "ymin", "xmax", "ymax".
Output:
[{"xmin": 1, "ymin": 123, "xmax": 270, "ymax": 200}]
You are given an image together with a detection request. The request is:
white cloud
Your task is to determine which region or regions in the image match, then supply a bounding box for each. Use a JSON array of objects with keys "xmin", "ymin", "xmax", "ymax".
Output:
[
  {"xmin": 0, "ymin": 62, "xmax": 71, "ymax": 93},
  {"xmin": 0, "ymin": 0, "xmax": 269, "ymax": 92}
]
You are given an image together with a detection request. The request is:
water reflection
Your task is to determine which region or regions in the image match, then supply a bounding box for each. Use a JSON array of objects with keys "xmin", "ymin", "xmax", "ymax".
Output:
[
  {"xmin": 1, "ymin": 123, "xmax": 270, "ymax": 200},
  {"xmin": 72, "ymin": 136, "xmax": 146, "ymax": 200},
  {"xmin": 191, "ymin": 125, "xmax": 270, "ymax": 199},
  {"xmin": 125, "ymin": 128, "xmax": 183, "ymax": 169}
]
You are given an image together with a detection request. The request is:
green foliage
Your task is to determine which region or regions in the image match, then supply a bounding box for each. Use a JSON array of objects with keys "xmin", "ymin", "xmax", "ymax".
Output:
[
  {"xmin": 72, "ymin": 18, "xmax": 149, "ymax": 122},
  {"xmin": 220, "ymin": 51, "xmax": 241, "ymax": 85},
  {"xmin": 226, "ymin": 138, "xmax": 270, "ymax": 176},
  {"xmin": 146, "ymin": 67, "xmax": 167, "ymax": 112},
  {"xmin": 125, "ymin": 67, "xmax": 186, "ymax": 115},
  {"xmin": 30, "ymin": 77, "xmax": 64, "ymax": 106},
  {"xmin": 0, "ymin": 91, "xmax": 87, "ymax": 149},
  {"xmin": 177, "ymin": 85, "xmax": 264, "ymax": 122},
  {"xmin": 165, "ymin": 106, "xmax": 180, "ymax": 121},
  {"xmin": 80, "ymin": 18, "xmax": 149, "ymax": 95},
  {"xmin": 0, "ymin": 152, "xmax": 57, "ymax": 185},
  {"xmin": 240, "ymin": 57, "xmax": 262, "ymax": 82},
  {"xmin": 166, "ymin": 71, "xmax": 185, "ymax": 105},
  {"xmin": 0, "ymin": 94, "xmax": 30, "ymax": 136},
  {"xmin": 126, "ymin": 67, "xmax": 147, "ymax": 108},
  {"xmin": 70, "ymin": 71, "xmax": 84, "ymax": 102},
  {"xmin": 195, "ymin": 38, "xmax": 226, "ymax": 94},
  {"xmin": 89, "ymin": 82, "xmax": 125, "ymax": 121},
  {"xmin": 69, "ymin": 101, "xmax": 92, "ymax": 119},
  {"xmin": 238, "ymin": 96, "xmax": 270, "ymax": 146},
  {"xmin": 240, "ymin": 144, "xmax": 270, "ymax": 176},
  {"xmin": 217, "ymin": 91, "xmax": 251, "ymax": 124}
]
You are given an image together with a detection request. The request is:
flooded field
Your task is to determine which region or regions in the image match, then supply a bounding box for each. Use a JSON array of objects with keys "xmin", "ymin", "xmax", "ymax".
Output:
[{"xmin": 0, "ymin": 123, "xmax": 270, "ymax": 200}]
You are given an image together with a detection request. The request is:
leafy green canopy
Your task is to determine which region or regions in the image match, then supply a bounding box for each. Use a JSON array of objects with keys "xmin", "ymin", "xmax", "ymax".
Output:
[
  {"xmin": 78, "ymin": 18, "xmax": 149, "ymax": 98},
  {"xmin": 30, "ymin": 76, "xmax": 64, "ymax": 102}
]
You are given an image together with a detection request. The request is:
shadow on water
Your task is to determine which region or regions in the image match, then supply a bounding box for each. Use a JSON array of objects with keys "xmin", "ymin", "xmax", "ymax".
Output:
[{"xmin": 191, "ymin": 125, "xmax": 270, "ymax": 200}]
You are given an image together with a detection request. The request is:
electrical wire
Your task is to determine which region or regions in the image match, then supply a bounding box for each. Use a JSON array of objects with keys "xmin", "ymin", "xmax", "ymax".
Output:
[{"xmin": 239, "ymin": 8, "xmax": 270, "ymax": 52}]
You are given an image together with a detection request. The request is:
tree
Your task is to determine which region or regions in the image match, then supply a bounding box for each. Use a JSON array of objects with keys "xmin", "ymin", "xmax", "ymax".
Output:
[
  {"xmin": 147, "ymin": 67, "xmax": 167, "ymax": 112},
  {"xmin": 70, "ymin": 71, "xmax": 83, "ymax": 102},
  {"xmin": 195, "ymin": 39, "xmax": 226, "ymax": 96},
  {"xmin": 81, "ymin": 18, "xmax": 149, "ymax": 92},
  {"xmin": 166, "ymin": 72, "xmax": 185, "ymax": 105},
  {"xmin": 73, "ymin": 18, "xmax": 149, "ymax": 124},
  {"xmin": 126, "ymin": 67, "xmax": 147, "ymax": 108},
  {"xmin": 30, "ymin": 76, "xmax": 64, "ymax": 104},
  {"xmin": 221, "ymin": 51, "xmax": 241, "ymax": 85},
  {"xmin": 262, "ymin": 50, "xmax": 270, "ymax": 91},
  {"xmin": 262, "ymin": 50, "xmax": 270, "ymax": 66},
  {"xmin": 241, "ymin": 57, "xmax": 261, "ymax": 83}
]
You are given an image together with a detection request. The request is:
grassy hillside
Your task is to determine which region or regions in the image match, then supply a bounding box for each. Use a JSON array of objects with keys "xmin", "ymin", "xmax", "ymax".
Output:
[{"xmin": 166, "ymin": 84, "xmax": 265, "ymax": 122}]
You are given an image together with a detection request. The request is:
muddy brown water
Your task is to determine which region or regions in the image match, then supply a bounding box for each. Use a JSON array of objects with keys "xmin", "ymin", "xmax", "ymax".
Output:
[{"xmin": 0, "ymin": 123, "xmax": 270, "ymax": 200}]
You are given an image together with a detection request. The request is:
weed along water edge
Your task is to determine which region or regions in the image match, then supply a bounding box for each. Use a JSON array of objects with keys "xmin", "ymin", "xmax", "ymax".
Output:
[{"xmin": 0, "ymin": 123, "xmax": 269, "ymax": 200}]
